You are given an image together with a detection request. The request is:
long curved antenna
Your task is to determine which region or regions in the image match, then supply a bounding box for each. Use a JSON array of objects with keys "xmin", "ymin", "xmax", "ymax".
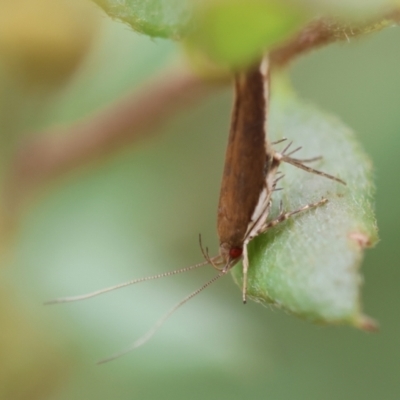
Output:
[
  {"xmin": 44, "ymin": 260, "xmax": 210, "ymax": 305},
  {"xmin": 97, "ymin": 271, "xmax": 225, "ymax": 364}
]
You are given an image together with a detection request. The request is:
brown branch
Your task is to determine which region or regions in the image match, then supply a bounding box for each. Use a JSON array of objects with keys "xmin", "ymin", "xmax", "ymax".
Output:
[
  {"xmin": 11, "ymin": 67, "xmax": 223, "ymax": 188},
  {"xmin": 2, "ymin": 66, "xmax": 225, "ymax": 226},
  {"xmin": 271, "ymin": 9, "xmax": 400, "ymax": 67}
]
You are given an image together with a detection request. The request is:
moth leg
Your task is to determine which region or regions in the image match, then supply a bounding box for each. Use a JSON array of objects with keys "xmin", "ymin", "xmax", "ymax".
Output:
[
  {"xmin": 273, "ymin": 139, "xmax": 345, "ymax": 184},
  {"xmin": 280, "ymin": 155, "xmax": 345, "ymax": 185},
  {"xmin": 242, "ymin": 244, "xmax": 249, "ymax": 304},
  {"xmin": 277, "ymin": 140, "xmax": 319, "ymax": 162},
  {"xmin": 263, "ymin": 198, "xmax": 328, "ymax": 231},
  {"xmin": 290, "ymin": 156, "xmax": 322, "ymax": 163},
  {"xmin": 271, "ymin": 138, "xmax": 287, "ymax": 145}
]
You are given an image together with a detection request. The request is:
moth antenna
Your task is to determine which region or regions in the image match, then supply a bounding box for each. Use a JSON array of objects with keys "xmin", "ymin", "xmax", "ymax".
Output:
[
  {"xmin": 97, "ymin": 272, "xmax": 225, "ymax": 364},
  {"xmin": 44, "ymin": 261, "xmax": 209, "ymax": 305},
  {"xmin": 273, "ymin": 187, "xmax": 283, "ymax": 191},
  {"xmin": 281, "ymin": 156, "xmax": 346, "ymax": 185}
]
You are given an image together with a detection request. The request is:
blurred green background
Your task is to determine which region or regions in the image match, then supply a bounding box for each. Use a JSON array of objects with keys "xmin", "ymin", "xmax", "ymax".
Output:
[{"xmin": 1, "ymin": 3, "xmax": 399, "ymax": 400}]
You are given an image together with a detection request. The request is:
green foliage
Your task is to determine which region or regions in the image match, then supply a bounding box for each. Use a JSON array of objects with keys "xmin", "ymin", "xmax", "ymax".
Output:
[
  {"xmin": 91, "ymin": 0, "xmax": 193, "ymax": 38},
  {"xmin": 91, "ymin": 0, "xmax": 400, "ymax": 67},
  {"xmin": 231, "ymin": 77, "xmax": 378, "ymax": 328},
  {"xmin": 0, "ymin": 1, "xmax": 398, "ymax": 397},
  {"xmin": 186, "ymin": 0, "xmax": 307, "ymax": 68}
]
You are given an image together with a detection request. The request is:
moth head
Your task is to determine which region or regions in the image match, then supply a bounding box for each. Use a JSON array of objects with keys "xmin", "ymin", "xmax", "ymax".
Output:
[{"xmin": 219, "ymin": 242, "xmax": 243, "ymax": 271}]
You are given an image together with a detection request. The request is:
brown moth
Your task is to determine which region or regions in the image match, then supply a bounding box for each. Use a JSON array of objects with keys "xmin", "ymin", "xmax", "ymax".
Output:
[
  {"xmin": 47, "ymin": 56, "xmax": 344, "ymax": 363},
  {"xmin": 214, "ymin": 57, "xmax": 344, "ymax": 303}
]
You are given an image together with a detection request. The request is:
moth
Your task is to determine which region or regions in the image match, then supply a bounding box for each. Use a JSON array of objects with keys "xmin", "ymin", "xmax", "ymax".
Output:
[
  {"xmin": 214, "ymin": 57, "xmax": 344, "ymax": 302},
  {"xmin": 47, "ymin": 56, "xmax": 345, "ymax": 363}
]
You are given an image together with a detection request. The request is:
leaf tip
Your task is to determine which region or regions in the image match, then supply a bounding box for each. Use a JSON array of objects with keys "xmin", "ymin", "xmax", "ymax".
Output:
[
  {"xmin": 348, "ymin": 231, "xmax": 373, "ymax": 249},
  {"xmin": 354, "ymin": 314, "xmax": 379, "ymax": 332}
]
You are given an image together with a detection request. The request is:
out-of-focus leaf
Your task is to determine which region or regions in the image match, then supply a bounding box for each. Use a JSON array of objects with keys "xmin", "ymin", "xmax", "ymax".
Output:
[
  {"xmin": 92, "ymin": 0, "xmax": 308, "ymax": 67},
  {"xmin": 231, "ymin": 77, "xmax": 378, "ymax": 329},
  {"xmin": 0, "ymin": 0, "xmax": 99, "ymax": 87},
  {"xmin": 186, "ymin": 0, "xmax": 308, "ymax": 68},
  {"xmin": 91, "ymin": 0, "xmax": 400, "ymax": 67},
  {"xmin": 92, "ymin": 0, "xmax": 193, "ymax": 38},
  {"xmin": 0, "ymin": 290, "xmax": 71, "ymax": 400}
]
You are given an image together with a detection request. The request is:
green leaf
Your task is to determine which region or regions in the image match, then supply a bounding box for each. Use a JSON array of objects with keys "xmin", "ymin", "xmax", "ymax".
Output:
[
  {"xmin": 186, "ymin": 0, "xmax": 307, "ymax": 68},
  {"xmin": 91, "ymin": 0, "xmax": 308, "ymax": 66},
  {"xmin": 231, "ymin": 77, "xmax": 378, "ymax": 329},
  {"xmin": 91, "ymin": 0, "xmax": 400, "ymax": 68},
  {"xmin": 91, "ymin": 0, "xmax": 193, "ymax": 38}
]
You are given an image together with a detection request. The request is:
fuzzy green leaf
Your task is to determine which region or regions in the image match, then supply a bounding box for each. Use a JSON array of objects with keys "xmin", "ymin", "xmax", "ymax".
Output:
[{"xmin": 231, "ymin": 78, "xmax": 378, "ymax": 329}]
